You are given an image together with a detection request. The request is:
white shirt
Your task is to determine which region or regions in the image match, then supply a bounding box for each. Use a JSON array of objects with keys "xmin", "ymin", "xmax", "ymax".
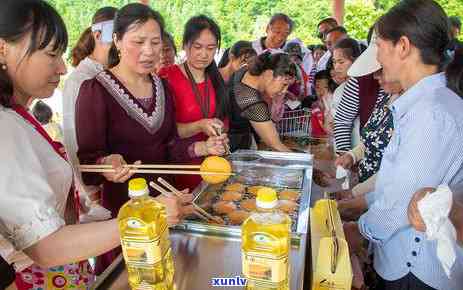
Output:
[
  {"xmin": 317, "ymin": 50, "xmax": 332, "ymax": 72},
  {"xmin": 62, "ymin": 57, "xmax": 104, "ymax": 198},
  {"xmin": 0, "ymin": 106, "xmax": 72, "ymax": 257}
]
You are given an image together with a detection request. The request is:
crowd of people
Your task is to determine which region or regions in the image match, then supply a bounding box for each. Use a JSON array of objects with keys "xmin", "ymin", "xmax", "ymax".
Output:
[{"xmin": 0, "ymin": 0, "xmax": 462, "ymax": 289}]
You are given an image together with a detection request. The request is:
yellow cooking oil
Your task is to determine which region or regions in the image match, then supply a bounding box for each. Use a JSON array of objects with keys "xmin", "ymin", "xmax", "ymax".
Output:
[
  {"xmin": 241, "ymin": 187, "xmax": 291, "ymax": 289},
  {"xmin": 118, "ymin": 178, "xmax": 175, "ymax": 290}
]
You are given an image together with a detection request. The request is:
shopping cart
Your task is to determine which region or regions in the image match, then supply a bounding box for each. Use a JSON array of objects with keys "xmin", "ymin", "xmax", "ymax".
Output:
[{"xmin": 276, "ymin": 108, "xmax": 311, "ymax": 138}]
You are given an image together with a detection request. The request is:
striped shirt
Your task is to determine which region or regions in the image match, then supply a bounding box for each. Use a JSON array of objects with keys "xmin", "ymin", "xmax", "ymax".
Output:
[
  {"xmin": 334, "ymin": 77, "xmax": 385, "ymax": 152},
  {"xmin": 359, "ymin": 73, "xmax": 463, "ymax": 289}
]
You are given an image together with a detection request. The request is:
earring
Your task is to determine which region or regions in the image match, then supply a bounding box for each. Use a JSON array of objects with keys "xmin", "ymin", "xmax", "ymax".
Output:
[
  {"xmin": 117, "ymin": 50, "xmax": 121, "ymax": 58},
  {"xmin": 1, "ymin": 63, "xmax": 6, "ymax": 70}
]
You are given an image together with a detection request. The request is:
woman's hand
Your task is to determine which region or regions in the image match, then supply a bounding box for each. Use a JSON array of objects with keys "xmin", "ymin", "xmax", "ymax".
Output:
[
  {"xmin": 408, "ymin": 187, "xmax": 435, "ymax": 232},
  {"xmin": 199, "ymin": 118, "xmax": 224, "ymax": 137},
  {"xmin": 195, "ymin": 134, "xmax": 229, "ymax": 156},
  {"xmin": 335, "ymin": 153, "xmax": 354, "ymax": 170},
  {"xmin": 337, "ymin": 196, "xmax": 367, "ymax": 221},
  {"xmin": 100, "ymin": 154, "xmax": 140, "ymax": 183},
  {"xmin": 155, "ymin": 190, "xmax": 195, "ymax": 226},
  {"xmin": 206, "ymin": 134, "xmax": 229, "ymax": 156},
  {"xmin": 335, "ymin": 189, "xmax": 353, "ymax": 201}
]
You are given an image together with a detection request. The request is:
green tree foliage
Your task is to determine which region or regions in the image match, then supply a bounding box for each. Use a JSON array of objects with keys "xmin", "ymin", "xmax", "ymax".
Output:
[{"xmin": 46, "ymin": 0, "xmax": 463, "ymax": 52}]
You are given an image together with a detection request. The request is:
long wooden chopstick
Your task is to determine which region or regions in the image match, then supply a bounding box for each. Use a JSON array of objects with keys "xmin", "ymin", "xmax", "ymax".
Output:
[
  {"xmin": 78, "ymin": 168, "xmax": 232, "ymax": 176},
  {"xmin": 79, "ymin": 164, "xmax": 201, "ymax": 169},
  {"xmin": 155, "ymin": 178, "xmax": 221, "ymax": 224},
  {"xmin": 148, "ymin": 181, "xmax": 211, "ymax": 223}
]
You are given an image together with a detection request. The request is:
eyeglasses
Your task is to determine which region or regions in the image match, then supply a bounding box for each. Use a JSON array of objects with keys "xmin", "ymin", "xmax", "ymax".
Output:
[{"xmin": 269, "ymin": 27, "xmax": 291, "ymax": 37}]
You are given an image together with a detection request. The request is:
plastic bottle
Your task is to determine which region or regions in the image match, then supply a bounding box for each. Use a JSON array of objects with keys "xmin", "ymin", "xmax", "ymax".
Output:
[
  {"xmin": 241, "ymin": 187, "xmax": 291, "ymax": 289},
  {"xmin": 118, "ymin": 178, "xmax": 174, "ymax": 290}
]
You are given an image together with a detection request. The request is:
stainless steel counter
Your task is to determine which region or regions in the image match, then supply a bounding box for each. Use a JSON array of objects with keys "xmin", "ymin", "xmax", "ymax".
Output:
[
  {"xmin": 91, "ymin": 149, "xmax": 337, "ymax": 290},
  {"xmin": 92, "ymin": 229, "xmax": 308, "ymax": 290}
]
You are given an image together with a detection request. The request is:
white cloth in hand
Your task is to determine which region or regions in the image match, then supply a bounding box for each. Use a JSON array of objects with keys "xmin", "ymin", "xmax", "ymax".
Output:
[
  {"xmin": 417, "ymin": 184, "xmax": 457, "ymax": 277},
  {"xmin": 336, "ymin": 166, "xmax": 350, "ymax": 190}
]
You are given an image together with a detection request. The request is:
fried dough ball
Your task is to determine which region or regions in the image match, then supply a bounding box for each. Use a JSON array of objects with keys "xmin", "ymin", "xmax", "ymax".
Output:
[
  {"xmin": 221, "ymin": 191, "xmax": 243, "ymax": 201},
  {"xmin": 228, "ymin": 210, "xmax": 251, "ymax": 225},
  {"xmin": 240, "ymin": 199, "xmax": 257, "ymax": 211},
  {"xmin": 213, "ymin": 201, "xmax": 237, "ymax": 214},
  {"xmin": 279, "ymin": 190, "xmax": 300, "ymax": 201},
  {"xmin": 278, "ymin": 200, "xmax": 298, "ymax": 214},
  {"xmin": 247, "ymin": 186, "xmax": 265, "ymax": 196},
  {"xmin": 224, "ymin": 183, "xmax": 246, "ymax": 193}
]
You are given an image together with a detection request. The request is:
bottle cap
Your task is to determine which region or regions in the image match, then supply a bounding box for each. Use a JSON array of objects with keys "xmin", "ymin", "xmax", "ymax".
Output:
[
  {"xmin": 256, "ymin": 187, "xmax": 278, "ymax": 209},
  {"xmin": 128, "ymin": 178, "xmax": 149, "ymax": 197}
]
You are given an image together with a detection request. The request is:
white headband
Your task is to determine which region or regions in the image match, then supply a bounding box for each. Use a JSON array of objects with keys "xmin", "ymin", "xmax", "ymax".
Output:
[{"xmin": 91, "ymin": 20, "xmax": 114, "ymax": 44}]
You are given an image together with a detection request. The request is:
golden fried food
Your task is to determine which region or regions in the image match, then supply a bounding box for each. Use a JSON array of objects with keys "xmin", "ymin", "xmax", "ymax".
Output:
[
  {"xmin": 278, "ymin": 190, "xmax": 300, "ymax": 201},
  {"xmin": 240, "ymin": 199, "xmax": 257, "ymax": 211},
  {"xmin": 227, "ymin": 210, "xmax": 251, "ymax": 225},
  {"xmin": 247, "ymin": 185, "xmax": 265, "ymax": 196},
  {"xmin": 278, "ymin": 200, "xmax": 298, "ymax": 214},
  {"xmin": 200, "ymin": 156, "xmax": 232, "ymax": 184},
  {"xmin": 221, "ymin": 191, "xmax": 243, "ymax": 202},
  {"xmin": 213, "ymin": 201, "xmax": 237, "ymax": 214},
  {"xmin": 224, "ymin": 183, "xmax": 246, "ymax": 193}
]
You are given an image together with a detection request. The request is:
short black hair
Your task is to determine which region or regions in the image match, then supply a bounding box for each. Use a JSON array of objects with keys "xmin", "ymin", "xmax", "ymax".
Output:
[
  {"xmin": 314, "ymin": 70, "xmax": 330, "ymax": 81},
  {"xmin": 449, "ymin": 16, "xmax": 461, "ymax": 30},
  {"xmin": 269, "ymin": 13, "xmax": 294, "ymax": 33},
  {"xmin": 326, "ymin": 26, "xmax": 348, "ymax": 36},
  {"xmin": 285, "ymin": 42, "xmax": 303, "ymax": 60},
  {"xmin": 32, "ymin": 101, "xmax": 53, "ymax": 125},
  {"xmin": 310, "ymin": 44, "xmax": 327, "ymax": 52},
  {"xmin": 317, "ymin": 17, "xmax": 338, "ymax": 28},
  {"xmin": 314, "ymin": 70, "xmax": 336, "ymax": 93},
  {"xmin": 334, "ymin": 38, "xmax": 364, "ymax": 61}
]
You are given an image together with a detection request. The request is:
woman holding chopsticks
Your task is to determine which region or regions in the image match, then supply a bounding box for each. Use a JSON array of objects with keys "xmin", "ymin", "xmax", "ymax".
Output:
[
  {"xmin": 159, "ymin": 15, "xmax": 228, "ymax": 191},
  {"xmin": 75, "ymin": 4, "xmax": 228, "ymax": 274}
]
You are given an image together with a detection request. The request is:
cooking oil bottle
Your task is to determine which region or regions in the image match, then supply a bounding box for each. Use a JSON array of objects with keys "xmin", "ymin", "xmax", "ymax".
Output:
[
  {"xmin": 118, "ymin": 178, "xmax": 174, "ymax": 290},
  {"xmin": 241, "ymin": 187, "xmax": 291, "ymax": 290}
]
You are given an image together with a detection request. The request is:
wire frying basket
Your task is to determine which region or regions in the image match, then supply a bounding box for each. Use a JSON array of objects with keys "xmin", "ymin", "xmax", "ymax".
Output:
[{"xmin": 276, "ymin": 108, "xmax": 311, "ymax": 137}]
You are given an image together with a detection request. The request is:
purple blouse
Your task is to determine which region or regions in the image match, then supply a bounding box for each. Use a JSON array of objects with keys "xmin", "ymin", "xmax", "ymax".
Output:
[{"xmin": 76, "ymin": 70, "xmax": 194, "ymax": 216}]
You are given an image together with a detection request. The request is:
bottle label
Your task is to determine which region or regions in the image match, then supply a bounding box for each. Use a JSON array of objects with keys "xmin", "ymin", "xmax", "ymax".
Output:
[
  {"xmin": 121, "ymin": 225, "xmax": 170, "ymax": 266},
  {"xmin": 242, "ymin": 252, "xmax": 288, "ymax": 283}
]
